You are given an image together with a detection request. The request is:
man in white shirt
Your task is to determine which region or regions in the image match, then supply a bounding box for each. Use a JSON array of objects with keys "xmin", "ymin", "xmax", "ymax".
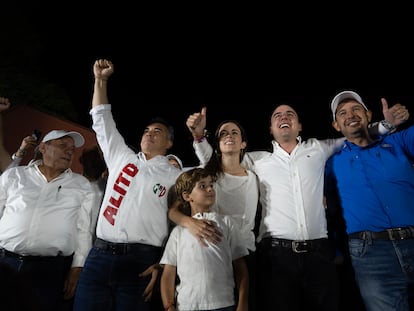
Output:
[
  {"xmin": 73, "ymin": 59, "xmax": 181, "ymax": 311},
  {"xmin": 0, "ymin": 129, "xmax": 94, "ymax": 311}
]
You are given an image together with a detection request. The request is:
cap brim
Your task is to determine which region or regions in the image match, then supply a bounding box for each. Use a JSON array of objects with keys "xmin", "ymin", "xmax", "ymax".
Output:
[
  {"xmin": 331, "ymin": 91, "xmax": 367, "ymax": 120},
  {"xmin": 67, "ymin": 132, "xmax": 85, "ymax": 147}
]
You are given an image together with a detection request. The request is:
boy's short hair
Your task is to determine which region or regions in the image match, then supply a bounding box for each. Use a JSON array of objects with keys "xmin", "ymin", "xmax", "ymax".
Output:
[{"xmin": 174, "ymin": 168, "xmax": 214, "ymax": 212}]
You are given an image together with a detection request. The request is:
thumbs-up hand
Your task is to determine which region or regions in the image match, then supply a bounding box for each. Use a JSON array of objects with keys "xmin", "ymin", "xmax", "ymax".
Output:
[
  {"xmin": 381, "ymin": 98, "xmax": 409, "ymax": 127},
  {"xmin": 186, "ymin": 106, "xmax": 207, "ymax": 139}
]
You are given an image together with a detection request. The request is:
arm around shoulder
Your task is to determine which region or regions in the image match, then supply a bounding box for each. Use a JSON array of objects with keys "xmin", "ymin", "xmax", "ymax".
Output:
[{"xmin": 168, "ymin": 200, "xmax": 222, "ymax": 246}]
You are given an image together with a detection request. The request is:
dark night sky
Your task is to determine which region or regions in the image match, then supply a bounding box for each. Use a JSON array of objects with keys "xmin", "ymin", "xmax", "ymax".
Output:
[{"xmin": 4, "ymin": 4, "xmax": 414, "ymax": 166}]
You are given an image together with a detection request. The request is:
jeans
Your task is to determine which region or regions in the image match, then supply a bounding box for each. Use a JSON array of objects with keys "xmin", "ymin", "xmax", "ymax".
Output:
[
  {"xmin": 73, "ymin": 241, "xmax": 162, "ymax": 311},
  {"xmin": 349, "ymin": 237, "xmax": 414, "ymax": 311}
]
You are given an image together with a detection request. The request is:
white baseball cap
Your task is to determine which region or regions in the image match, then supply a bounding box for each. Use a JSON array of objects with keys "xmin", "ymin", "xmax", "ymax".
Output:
[
  {"xmin": 330, "ymin": 91, "xmax": 368, "ymax": 120},
  {"xmin": 42, "ymin": 130, "xmax": 85, "ymax": 147}
]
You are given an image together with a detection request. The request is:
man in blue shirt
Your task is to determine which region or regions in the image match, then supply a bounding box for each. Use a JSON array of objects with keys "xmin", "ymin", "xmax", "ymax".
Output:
[{"xmin": 325, "ymin": 90, "xmax": 414, "ymax": 311}]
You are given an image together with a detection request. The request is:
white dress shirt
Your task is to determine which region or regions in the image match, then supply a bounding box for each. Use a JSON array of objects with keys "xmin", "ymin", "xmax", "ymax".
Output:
[
  {"xmin": 0, "ymin": 161, "xmax": 95, "ymax": 267},
  {"xmin": 195, "ymin": 137, "xmax": 345, "ymax": 242}
]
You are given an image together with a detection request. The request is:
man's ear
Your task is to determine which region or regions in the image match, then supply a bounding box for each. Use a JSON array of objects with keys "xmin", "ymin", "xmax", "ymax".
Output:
[
  {"xmin": 38, "ymin": 142, "xmax": 46, "ymax": 154},
  {"xmin": 366, "ymin": 110, "xmax": 373, "ymax": 123},
  {"xmin": 332, "ymin": 120, "xmax": 341, "ymax": 132}
]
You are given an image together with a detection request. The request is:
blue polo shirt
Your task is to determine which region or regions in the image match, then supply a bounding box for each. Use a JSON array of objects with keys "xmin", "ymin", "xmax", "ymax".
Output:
[{"xmin": 325, "ymin": 125, "xmax": 414, "ymax": 234}]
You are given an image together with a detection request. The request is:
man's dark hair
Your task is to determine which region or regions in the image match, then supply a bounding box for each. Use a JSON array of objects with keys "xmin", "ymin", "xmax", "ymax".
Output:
[{"xmin": 148, "ymin": 117, "xmax": 174, "ymax": 141}]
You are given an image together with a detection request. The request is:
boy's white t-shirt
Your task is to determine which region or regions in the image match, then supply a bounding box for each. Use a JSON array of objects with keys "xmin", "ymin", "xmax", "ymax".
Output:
[{"xmin": 160, "ymin": 211, "xmax": 248, "ymax": 311}]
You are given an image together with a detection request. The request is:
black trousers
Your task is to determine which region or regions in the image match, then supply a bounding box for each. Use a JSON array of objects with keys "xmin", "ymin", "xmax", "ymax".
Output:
[
  {"xmin": 0, "ymin": 248, "xmax": 73, "ymax": 311},
  {"xmin": 256, "ymin": 237, "xmax": 339, "ymax": 311}
]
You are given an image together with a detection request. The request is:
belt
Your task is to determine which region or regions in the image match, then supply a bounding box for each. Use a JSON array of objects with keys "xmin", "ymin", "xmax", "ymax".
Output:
[
  {"xmin": 348, "ymin": 227, "xmax": 414, "ymax": 241},
  {"xmin": 94, "ymin": 238, "xmax": 161, "ymax": 255},
  {"xmin": 1, "ymin": 248, "xmax": 72, "ymax": 261},
  {"xmin": 261, "ymin": 237, "xmax": 328, "ymax": 253}
]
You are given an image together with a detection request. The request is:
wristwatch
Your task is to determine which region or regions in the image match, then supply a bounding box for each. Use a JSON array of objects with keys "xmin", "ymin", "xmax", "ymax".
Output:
[
  {"xmin": 11, "ymin": 148, "xmax": 26, "ymax": 160},
  {"xmin": 380, "ymin": 120, "xmax": 397, "ymax": 133}
]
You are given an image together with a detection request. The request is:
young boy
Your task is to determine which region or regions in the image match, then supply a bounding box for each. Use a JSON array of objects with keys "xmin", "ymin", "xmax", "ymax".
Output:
[{"xmin": 160, "ymin": 168, "xmax": 249, "ymax": 311}]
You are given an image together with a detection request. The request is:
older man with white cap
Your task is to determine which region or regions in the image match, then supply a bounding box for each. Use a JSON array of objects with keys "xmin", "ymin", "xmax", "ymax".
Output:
[
  {"xmin": 0, "ymin": 129, "xmax": 95, "ymax": 311},
  {"xmin": 325, "ymin": 90, "xmax": 413, "ymax": 310}
]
